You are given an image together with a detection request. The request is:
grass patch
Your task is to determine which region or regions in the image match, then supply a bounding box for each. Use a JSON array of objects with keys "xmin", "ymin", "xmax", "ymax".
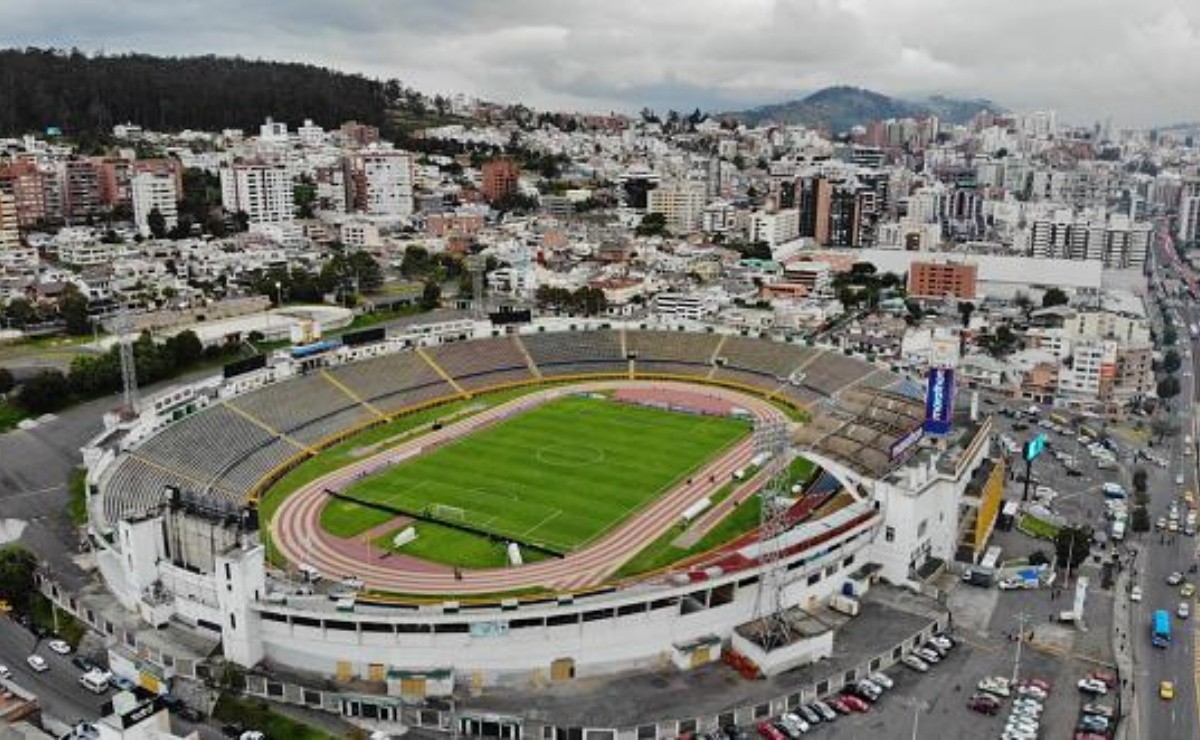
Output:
[
  {"xmin": 212, "ymin": 695, "xmax": 334, "ymax": 740},
  {"xmin": 0, "ymin": 399, "xmax": 32, "ymax": 432},
  {"xmin": 372, "ymin": 521, "xmax": 550, "ymax": 569},
  {"xmin": 323, "ymin": 396, "xmax": 751, "ymax": 551},
  {"xmin": 1018, "ymin": 514, "xmax": 1061, "ymax": 541},
  {"xmin": 30, "ymin": 594, "xmax": 85, "ymax": 647},
  {"xmin": 67, "ymin": 467, "xmax": 87, "ymax": 525}
]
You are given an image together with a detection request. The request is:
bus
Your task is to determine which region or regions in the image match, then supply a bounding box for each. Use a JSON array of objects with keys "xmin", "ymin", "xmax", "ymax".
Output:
[{"xmin": 1152, "ymin": 609, "xmax": 1171, "ymax": 647}]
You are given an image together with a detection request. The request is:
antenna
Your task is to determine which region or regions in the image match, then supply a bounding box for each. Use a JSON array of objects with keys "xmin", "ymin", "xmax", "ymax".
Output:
[
  {"xmin": 752, "ymin": 418, "xmax": 793, "ymax": 650},
  {"xmin": 114, "ymin": 305, "xmax": 140, "ymax": 417}
]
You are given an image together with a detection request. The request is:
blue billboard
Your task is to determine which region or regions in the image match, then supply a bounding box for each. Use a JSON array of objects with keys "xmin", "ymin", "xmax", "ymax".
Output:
[
  {"xmin": 923, "ymin": 367, "xmax": 955, "ymax": 435},
  {"xmin": 1023, "ymin": 433, "xmax": 1048, "ymax": 462}
]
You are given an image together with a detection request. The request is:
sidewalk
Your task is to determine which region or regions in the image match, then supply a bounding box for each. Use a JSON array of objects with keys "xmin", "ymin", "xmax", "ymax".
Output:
[{"xmin": 1112, "ymin": 551, "xmax": 1136, "ymax": 740}]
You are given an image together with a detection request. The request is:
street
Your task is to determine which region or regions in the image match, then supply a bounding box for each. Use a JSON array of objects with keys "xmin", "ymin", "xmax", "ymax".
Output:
[{"xmin": 0, "ymin": 617, "xmax": 109, "ymax": 725}]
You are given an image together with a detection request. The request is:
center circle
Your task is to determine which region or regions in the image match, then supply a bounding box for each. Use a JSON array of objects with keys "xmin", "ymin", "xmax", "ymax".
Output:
[{"xmin": 535, "ymin": 443, "xmax": 605, "ymax": 467}]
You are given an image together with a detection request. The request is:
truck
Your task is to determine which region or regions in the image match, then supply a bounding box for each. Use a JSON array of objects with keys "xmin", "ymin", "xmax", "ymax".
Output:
[{"xmin": 1152, "ymin": 609, "xmax": 1171, "ymax": 648}]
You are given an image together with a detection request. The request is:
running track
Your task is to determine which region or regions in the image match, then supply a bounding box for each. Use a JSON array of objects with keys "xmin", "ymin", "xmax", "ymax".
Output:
[{"xmin": 269, "ymin": 380, "xmax": 787, "ymax": 595}]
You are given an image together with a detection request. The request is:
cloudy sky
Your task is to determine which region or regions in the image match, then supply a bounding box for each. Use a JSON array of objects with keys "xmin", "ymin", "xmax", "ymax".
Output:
[{"xmin": 4, "ymin": 0, "xmax": 1199, "ymax": 126}]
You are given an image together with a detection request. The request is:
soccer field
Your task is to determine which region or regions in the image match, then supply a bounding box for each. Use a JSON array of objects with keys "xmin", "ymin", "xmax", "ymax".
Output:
[{"xmin": 320, "ymin": 395, "xmax": 751, "ymax": 552}]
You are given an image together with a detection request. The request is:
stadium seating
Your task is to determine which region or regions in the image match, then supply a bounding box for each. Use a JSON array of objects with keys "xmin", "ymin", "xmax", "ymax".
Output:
[
  {"xmin": 627, "ymin": 330, "xmax": 719, "ymax": 378},
  {"xmin": 717, "ymin": 336, "xmax": 816, "ymax": 379},
  {"xmin": 802, "ymin": 351, "xmax": 876, "ymax": 396},
  {"xmin": 228, "ymin": 372, "xmax": 357, "ymax": 435},
  {"xmin": 522, "ymin": 330, "xmax": 626, "ymax": 377},
  {"xmin": 288, "ymin": 405, "xmax": 378, "ymax": 447},
  {"xmin": 426, "ymin": 337, "xmax": 535, "ymax": 391},
  {"xmin": 134, "ymin": 405, "xmax": 276, "ymax": 488},
  {"xmin": 211, "ymin": 438, "xmax": 301, "ymax": 497},
  {"xmin": 326, "ymin": 351, "xmax": 457, "ymax": 414},
  {"xmin": 103, "ymin": 455, "xmax": 197, "ymax": 523}
]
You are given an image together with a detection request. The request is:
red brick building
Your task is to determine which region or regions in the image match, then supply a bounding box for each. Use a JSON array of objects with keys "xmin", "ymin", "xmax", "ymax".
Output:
[
  {"xmin": 907, "ymin": 260, "xmax": 978, "ymax": 300},
  {"xmin": 480, "ymin": 159, "xmax": 520, "ymax": 203}
]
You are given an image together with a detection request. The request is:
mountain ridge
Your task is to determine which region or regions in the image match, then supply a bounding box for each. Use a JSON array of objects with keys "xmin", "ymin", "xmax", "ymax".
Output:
[{"xmin": 722, "ymin": 85, "xmax": 1002, "ymax": 132}]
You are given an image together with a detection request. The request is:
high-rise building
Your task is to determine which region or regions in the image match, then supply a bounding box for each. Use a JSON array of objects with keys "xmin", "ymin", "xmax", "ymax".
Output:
[
  {"xmin": 131, "ymin": 172, "xmax": 179, "ymax": 237},
  {"xmin": 1029, "ymin": 211, "xmax": 1150, "ymax": 268},
  {"xmin": 220, "ymin": 163, "xmax": 293, "ymax": 225},
  {"xmin": 907, "ymin": 260, "xmax": 978, "ymax": 300},
  {"xmin": 0, "ymin": 191, "xmax": 19, "ymax": 252},
  {"xmin": 0, "ymin": 161, "xmax": 46, "ymax": 227},
  {"xmin": 60, "ymin": 159, "xmax": 103, "ymax": 221},
  {"xmin": 797, "ymin": 177, "xmax": 832, "ymax": 244},
  {"xmin": 748, "ymin": 209, "xmax": 801, "ymax": 248},
  {"xmin": 348, "ymin": 149, "xmax": 414, "ymax": 217},
  {"xmin": 481, "ymin": 159, "xmax": 521, "ymax": 203},
  {"xmin": 1178, "ymin": 195, "xmax": 1200, "ymax": 246},
  {"xmin": 646, "ymin": 180, "xmax": 706, "ymax": 234}
]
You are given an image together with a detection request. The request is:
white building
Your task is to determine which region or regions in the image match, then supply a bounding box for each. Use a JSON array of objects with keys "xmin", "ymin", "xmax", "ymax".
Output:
[
  {"xmin": 0, "ymin": 191, "xmax": 19, "ymax": 252},
  {"xmin": 131, "ymin": 172, "xmax": 179, "ymax": 237},
  {"xmin": 350, "ymin": 149, "xmax": 414, "ymax": 218},
  {"xmin": 1029, "ymin": 211, "xmax": 1150, "ymax": 268},
  {"xmin": 296, "ymin": 119, "xmax": 326, "ymax": 146},
  {"xmin": 1056, "ymin": 339, "xmax": 1117, "ymax": 403},
  {"xmin": 258, "ymin": 117, "xmax": 288, "ymax": 143},
  {"xmin": 220, "ymin": 163, "xmax": 294, "ymax": 225},
  {"xmin": 1179, "ymin": 195, "xmax": 1200, "ymax": 245},
  {"xmin": 748, "ymin": 209, "xmax": 801, "ymax": 248},
  {"xmin": 654, "ymin": 291, "xmax": 717, "ymax": 320}
]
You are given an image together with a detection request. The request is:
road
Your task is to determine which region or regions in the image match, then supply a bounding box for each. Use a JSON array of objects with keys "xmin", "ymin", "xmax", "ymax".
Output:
[
  {"xmin": 1126, "ymin": 227, "xmax": 1199, "ymax": 740},
  {"xmin": 0, "ymin": 617, "xmax": 109, "ymax": 725}
]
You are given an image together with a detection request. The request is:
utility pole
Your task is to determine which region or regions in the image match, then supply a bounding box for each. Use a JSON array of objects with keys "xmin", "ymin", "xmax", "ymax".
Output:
[{"xmin": 902, "ymin": 698, "xmax": 928, "ymax": 740}]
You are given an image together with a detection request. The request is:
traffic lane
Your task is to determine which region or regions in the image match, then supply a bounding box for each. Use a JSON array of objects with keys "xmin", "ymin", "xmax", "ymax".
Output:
[{"xmin": 0, "ymin": 617, "xmax": 107, "ymax": 724}]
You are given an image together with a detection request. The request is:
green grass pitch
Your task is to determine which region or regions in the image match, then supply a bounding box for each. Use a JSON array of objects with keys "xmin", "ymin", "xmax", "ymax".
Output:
[{"xmin": 320, "ymin": 395, "xmax": 751, "ymax": 554}]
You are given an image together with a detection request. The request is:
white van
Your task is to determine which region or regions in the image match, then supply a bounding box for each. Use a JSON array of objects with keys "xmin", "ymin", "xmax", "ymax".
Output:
[{"xmin": 79, "ymin": 670, "xmax": 110, "ymax": 693}]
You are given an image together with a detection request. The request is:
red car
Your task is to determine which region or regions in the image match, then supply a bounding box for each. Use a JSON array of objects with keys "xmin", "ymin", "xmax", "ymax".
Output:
[
  {"xmin": 1089, "ymin": 670, "xmax": 1117, "ymax": 689},
  {"xmin": 968, "ymin": 695, "xmax": 1000, "ymax": 715},
  {"xmin": 841, "ymin": 694, "xmax": 870, "ymax": 713},
  {"xmin": 755, "ymin": 721, "xmax": 786, "ymax": 740},
  {"xmin": 828, "ymin": 697, "xmax": 853, "ymax": 715}
]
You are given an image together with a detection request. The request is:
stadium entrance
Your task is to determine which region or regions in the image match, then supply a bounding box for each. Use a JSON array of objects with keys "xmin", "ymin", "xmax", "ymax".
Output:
[{"xmin": 459, "ymin": 714, "xmax": 522, "ymax": 739}]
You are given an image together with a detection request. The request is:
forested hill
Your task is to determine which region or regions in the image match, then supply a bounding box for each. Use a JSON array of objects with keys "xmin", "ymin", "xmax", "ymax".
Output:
[{"xmin": 0, "ymin": 48, "xmax": 390, "ymax": 136}]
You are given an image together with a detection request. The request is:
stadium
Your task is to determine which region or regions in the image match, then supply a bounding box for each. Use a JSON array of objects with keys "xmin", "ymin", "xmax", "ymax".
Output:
[{"xmin": 73, "ymin": 316, "xmax": 996, "ymax": 723}]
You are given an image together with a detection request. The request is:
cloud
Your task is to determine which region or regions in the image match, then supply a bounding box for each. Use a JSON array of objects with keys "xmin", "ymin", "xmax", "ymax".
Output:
[{"xmin": 1, "ymin": 0, "xmax": 1198, "ymax": 126}]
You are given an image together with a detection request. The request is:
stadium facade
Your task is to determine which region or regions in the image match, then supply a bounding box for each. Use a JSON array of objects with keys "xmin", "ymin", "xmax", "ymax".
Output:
[{"xmin": 78, "ymin": 318, "xmax": 999, "ymax": 694}]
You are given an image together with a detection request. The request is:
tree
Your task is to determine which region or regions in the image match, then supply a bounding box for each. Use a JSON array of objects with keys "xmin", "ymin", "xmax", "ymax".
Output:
[
  {"xmin": 147, "ymin": 207, "xmax": 167, "ymax": 239},
  {"xmin": 1053, "ymin": 525, "xmax": 1093, "ymax": 571},
  {"xmin": 1164, "ymin": 350, "xmax": 1182, "ymax": 374},
  {"xmin": 1131, "ymin": 505, "xmax": 1151, "ymax": 533},
  {"xmin": 1157, "ymin": 375, "xmax": 1182, "ymax": 400},
  {"xmin": 0, "ymin": 367, "xmax": 13, "ymax": 395},
  {"xmin": 958, "ymin": 301, "xmax": 976, "ymax": 328},
  {"xmin": 420, "ymin": 280, "xmax": 441, "ymax": 310},
  {"xmin": 0, "ymin": 545, "xmax": 38, "ymax": 615},
  {"xmin": 635, "ymin": 212, "xmax": 668, "ymax": 237},
  {"xmin": 58, "ymin": 285, "xmax": 91, "ymax": 336},
  {"xmin": 1151, "ymin": 415, "xmax": 1180, "ymax": 442},
  {"xmin": 165, "ymin": 330, "xmax": 203, "ymax": 367},
  {"xmin": 1132, "ymin": 467, "xmax": 1148, "ymax": 495},
  {"xmin": 16, "ymin": 369, "xmax": 70, "ymax": 414},
  {"xmin": 1013, "ymin": 291, "xmax": 1032, "ymax": 314},
  {"xmin": 2, "ymin": 298, "xmax": 36, "ymax": 329},
  {"xmin": 1042, "ymin": 287, "xmax": 1069, "ymax": 308},
  {"xmin": 1164, "ymin": 326, "xmax": 1179, "ymax": 346}
]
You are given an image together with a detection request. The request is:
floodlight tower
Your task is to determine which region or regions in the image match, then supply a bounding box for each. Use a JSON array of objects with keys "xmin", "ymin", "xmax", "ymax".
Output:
[
  {"xmin": 114, "ymin": 306, "xmax": 140, "ymax": 417},
  {"xmin": 467, "ymin": 254, "xmax": 487, "ymax": 319},
  {"xmin": 752, "ymin": 418, "xmax": 794, "ymax": 650}
]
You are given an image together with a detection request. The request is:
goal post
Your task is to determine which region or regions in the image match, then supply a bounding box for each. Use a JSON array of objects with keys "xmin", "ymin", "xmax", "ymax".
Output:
[{"xmin": 428, "ymin": 503, "xmax": 467, "ymax": 522}]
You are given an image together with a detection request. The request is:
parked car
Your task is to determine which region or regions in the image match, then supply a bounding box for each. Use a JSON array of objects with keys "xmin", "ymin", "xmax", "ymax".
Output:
[
  {"xmin": 1167, "ymin": 571, "xmax": 1184, "ymax": 585},
  {"xmin": 795, "ymin": 705, "xmax": 821, "ymax": 726},
  {"xmin": 868, "ymin": 672, "xmax": 894, "ymax": 690},
  {"xmin": 902, "ymin": 655, "xmax": 929, "ymax": 672},
  {"xmin": 915, "ymin": 647, "xmax": 941, "ymax": 664},
  {"xmin": 780, "ymin": 713, "xmax": 810, "ymax": 735},
  {"xmin": 1179, "ymin": 601, "xmax": 1191, "ymax": 619},
  {"xmin": 1079, "ymin": 715, "xmax": 1109, "ymax": 734},
  {"xmin": 1077, "ymin": 678, "xmax": 1109, "ymax": 695},
  {"xmin": 0, "ymin": 665, "xmax": 9, "ymax": 679},
  {"xmin": 1131, "ymin": 585, "xmax": 1143, "ymax": 602},
  {"xmin": 811, "ymin": 702, "xmax": 837, "ymax": 722},
  {"xmin": 828, "ymin": 697, "xmax": 853, "ymax": 715},
  {"xmin": 755, "ymin": 721, "xmax": 787, "ymax": 740},
  {"xmin": 1160, "ymin": 680, "xmax": 1175, "ymax": 700},
  {"xmin": 978, "ymin": 676, "xmax": 1012, "ymax": 697},
  {"xmin": 46, "ymin": 639, "xmax": 71, "ymax": 655},
  {"xmin": 1088, "ymin": 669, "xmax": 1117, "ymax": 688},
  {"xmin": 1018, "ymin": 677, "xmax": 1052, "ymax": 692},
  {"xmin": 840, "ymin": 695, "xmax": 870, "ymax": 713},
  {"xmin": 1082, "ymin": 703, "xmax": 1114, "ymax": 719},
  {"xmin": 26, "ymin": 655, "xmax": 48, "ymax": 672},
  {"xmin": 967, "ymin": 694, "xmax": 1000, "ymax": 715}
]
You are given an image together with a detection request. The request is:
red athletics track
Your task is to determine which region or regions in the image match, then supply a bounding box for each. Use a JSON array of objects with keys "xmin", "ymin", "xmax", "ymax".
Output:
[{"xmin": 269, "ymin": 380, "xmax": 786, "ymax": 595}]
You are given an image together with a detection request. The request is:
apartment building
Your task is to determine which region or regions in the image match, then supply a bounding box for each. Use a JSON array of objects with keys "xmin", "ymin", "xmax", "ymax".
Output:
[
  {"xmin": 220, "ymin": 163, "xmax": 293, "ymax": 225},
  {"xmin": 0, "ymin": 192, "xmax": 19, "ymax": 253},
  {"xmin": 748, "ymin": 209, "xmax": 801, "ymax": 248},
  {"xmin": 907, "ymin": 260, "xmax": 978, "ymax": 300},
  {"xmin": 481, "ymin": 158, "xmax": 521, "ymax": 203},
  {"xmin": 131, "ymin": 172, "xmax": 179, "ymax": 237},
  {"xmin": 0, "ymin": 161, "xmax": 47, "ymax": 227},
  {"xmin": 1029, "ymin": 211, "xmax": 1150, "ymax": 268},
  {"xmin": 60, "ymin": 159, "xmax": 104, "ymax": 221},
  {"xmin": 646, "ymin": 181, "xmax": 706, "ymax": 234},
  {"xmin": 348, "ymin": 148, "xmax": 414, "ymax": 217}
]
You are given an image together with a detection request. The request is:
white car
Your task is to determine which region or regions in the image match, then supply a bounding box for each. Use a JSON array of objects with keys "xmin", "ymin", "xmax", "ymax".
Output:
[
  {"xmin": 1012, "ymin": 699, "xmax": 1043, "ymax": 714},
  {"xmin": 26, "ymin": 655, "xmax": 48, "ymax": 672},
  {"xmin": 46, "ymin": 639, "xmax": 71, "ymax": 655},
  {"xmin": 1179, "ymin": 601, "xmax": 1191, "ymax": 619},
  {"xmin": 902, "ymin": 654, "xmax": 929, "ymax": 672},
  {"xmin": 1168, "ymin": 571, "xmax": 1184, "ymax": 585},
  {"xmin": 1078, "ymin": 678, "xmax": 1109, "ymax": 695},
  {"xmin": 0, "ymin": 665, "xmax": 9, "ymax": 679},
  {"xmin": 780, "ymin": 713, "xmax": 810, "ymax": 735},
  {"xmin": 868, "ymin": 672, "xmax": 895, "ymax": 689},
  {"xmin": 915, "ymin": 647, "xmax": 941, "ymax": 664},
  {"xmin": 979, "ymin": 676, "xmax": 1012, "ymax": 697},
  {"xmin": 1131, "ymin": 586, "xmax": 1143, "ymax": 602}
]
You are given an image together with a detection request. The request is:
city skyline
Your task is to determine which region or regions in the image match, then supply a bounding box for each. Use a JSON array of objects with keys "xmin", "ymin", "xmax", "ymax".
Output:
[{"xmin": 2, "ymin": 0, "xmax": 1198, "ymax": 127}]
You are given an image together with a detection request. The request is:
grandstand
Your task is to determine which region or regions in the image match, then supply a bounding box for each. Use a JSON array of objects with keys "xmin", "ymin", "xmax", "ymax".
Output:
[
  {"xmin": 793, "ymin": 387, "xmax": 924, "ymax": 478},
  {"xmin": 715, "ymin": 335, "xmax": 818, "ymax": 380},
  {"xmin": 425, "ymin": 336, "xmax": 535, "ymax": 391},
  {"xmin": 626, "ymin": 330, "xmax": 720, "ymax": 377},
  {"xmin": 802, "ymin": 351, "xmax": 876, "ymax": 396},
  {"xmin": 522, "ymin": 329, "xmax": 626, "ymax": 376},
  {"xmin": 326, "ymin": 351, "xmax": 457, "ymax": 414}
]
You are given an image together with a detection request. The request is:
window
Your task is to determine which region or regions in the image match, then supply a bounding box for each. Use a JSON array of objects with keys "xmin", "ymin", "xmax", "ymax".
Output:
[
  {"xmin": 807, "ymin": 573, "xmax": 820, "ymax": 586},
  {"xmin": 885, "ymin": 526, "xmax": 895, "ymax": 542},
  {"xmin": 917, "ymin": 519, "xmax": 928, "ymax": 538}
]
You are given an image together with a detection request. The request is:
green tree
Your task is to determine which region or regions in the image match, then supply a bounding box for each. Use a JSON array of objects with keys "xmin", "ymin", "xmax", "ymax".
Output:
[
  {"xmin": 0, "ymin": 367, "xmax": 12, "ymax": 396},
  {"xmin": 1053, "ymin": 525, "xmax": 1093, "ymax": 571},
  {"xmin": 3, "ymin": 298, "xmax": 37, "ymax": 328},
  {"xmin": 1132, "ymin": 467, "xmax": 1148, "ymax": 494},
  {"xmin": 1164, "ymin": 350, "xmax": 1182, "ymax": 374},
  {"xmin": 635, "ymin": 212, "xmax": 668, "ymax": 237},
  {"xmin": 1042, "ymin": 287, "xmax": 1069, "ymax": 308},
  {"xmin": 0, "ymin": 545, "xmax": 38, "ymax": 615},
  {"xmin": 15, "ymin": 369, "xmax": 70, "ymax": 413},
  {"xmin": 420, "ymin": 280, "xmax": 441, "ymax": 310},
  {"xmin": 1131, "ymin": 505, "xmax": 1151, "ymax": 533},
  {"xmin": 147, "ymin": 207, "xmax": 168, "ymax": 239},
  {"xmin": 958, "ymin": 301, "xmax": 976, "ymax": 328},
  {"xmin": 1164, "ymin": 326, "xmax": 1178, "ymax": 346},
  {"xmin": 165, "ymin": 330, "xmax": 203, "ymax": 367},
  {"xmin": 1157, "ymin": 375, "xmax": 1182, "ymax": 400},
  {"xmin": 58, "ymin": 285, "xmax": 91, "ymax": 336}
]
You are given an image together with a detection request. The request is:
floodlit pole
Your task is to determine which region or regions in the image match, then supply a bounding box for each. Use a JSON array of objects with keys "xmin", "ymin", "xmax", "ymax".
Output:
[{"xmin": 1012, "ymin": 611, "xmax": 1030, "ymax": 686}]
